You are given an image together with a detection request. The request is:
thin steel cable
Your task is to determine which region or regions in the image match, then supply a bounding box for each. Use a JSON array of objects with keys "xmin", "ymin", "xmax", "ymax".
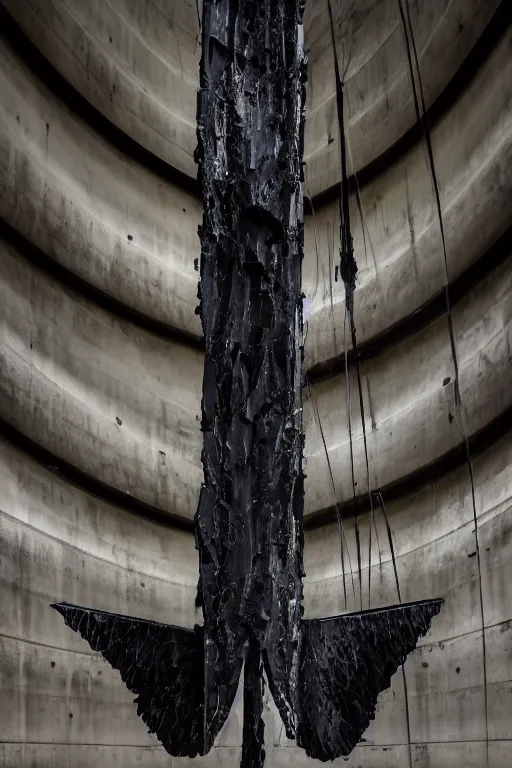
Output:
[
  {"xmin": 343, "ymin": 305, "xmax": 362, "ymax": 609},
  {"xmin": 397, "ymin": 2, "xmax": 490, "ymax": 763},
  {"xmin": 376, "ymin": 490, "xmax": 413, "ymax": 768},
  {"xmin": 327, "ymin": 0, "xmax": 380, "ymax": 608},
  {"xmin": 306, "ymin": 376, "xmax": 357, "ymax": 607},
  {"xmin": 304, "ymin": 169, "xmax": 351, "ymax": 607},
  {"xmin": 376, "ymin": 491, "xmax": 401, "ymax": 602},
  {"xmin": 326, "ymin": 0, "xmax": 361, "ymax": 607},
  {"xmin": 343, "ymin": 87, "xmax": 383, "ymax": 573},
  {"xmin": 328, "ymin": 221, "xmax": 340, "ymax": 359}
]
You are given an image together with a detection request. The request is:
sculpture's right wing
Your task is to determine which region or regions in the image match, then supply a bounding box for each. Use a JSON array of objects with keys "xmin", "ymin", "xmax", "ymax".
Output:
[
  {"xmin": 52, "ymin": 603, "xmax": 205, "ymax": 757},
  {"xmin": 297, "ymin": 598, "xmax": 443, "ymax": 761}
]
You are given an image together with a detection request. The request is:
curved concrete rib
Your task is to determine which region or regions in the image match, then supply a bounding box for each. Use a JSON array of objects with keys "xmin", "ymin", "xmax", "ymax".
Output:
[
  {"xmin": 2, "ymin": 430, "xmax": 510, "ymax": 762},
  {"xmin": 303, "ymin": 25, "xmax": 512, "ymax": 370},
  {"xmin": 0, "ymin": 34, "xmax": 202, "ymax": 341},
  {"xmin": 304, "ymin": 254, "xmax": 512, "ymax": 515},
  {"xmin": 0, "ymin": 0, "xmax": 200, "ymax": 179},
  {"xmin": 0, "ymin": 429, "xmax": 199, "ymax": 756},
  {"xmin": 0, "ymin": 237, "xmax": 203, "ymax": 520},
  {"xmin": 1, "ymin": 22, "xmax": 510, "ymax": 369},
  {"xmin": 303, "ymin": 0, "xmax": 501, "ymax": 196},
  {"xmin": 2, "ymin": 0, "xmax": 501, "ymax": 199},
  {"xmin": 1, "ymin": 228, "xmax": 509, "ymax": 524}
]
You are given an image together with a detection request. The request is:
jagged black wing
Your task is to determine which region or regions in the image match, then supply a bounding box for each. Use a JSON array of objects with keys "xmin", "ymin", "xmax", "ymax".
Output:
[
  {"xmin": 52, "ymin": 603, "xmax": 206, "ymax": 757},
  {"xmin": 297, "ymin": 598, "xmax": 443, "ymax": 761}
]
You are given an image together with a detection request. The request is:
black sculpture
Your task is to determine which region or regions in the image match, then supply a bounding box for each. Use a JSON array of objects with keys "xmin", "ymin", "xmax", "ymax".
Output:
[{"xmin": 53, "ymin": 3, "xmax": 442, "ymax": 767}]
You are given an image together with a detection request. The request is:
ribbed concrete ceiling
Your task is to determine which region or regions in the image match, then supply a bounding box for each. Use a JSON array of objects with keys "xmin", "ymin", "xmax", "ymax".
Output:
[{"xmin": 0, "ymin": 1, "xmax": 511, "ymax": 766}]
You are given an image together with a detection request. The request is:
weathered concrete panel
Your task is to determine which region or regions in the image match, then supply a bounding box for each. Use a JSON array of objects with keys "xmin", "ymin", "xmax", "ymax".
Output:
[
  {"xmin": 0, "ymin": 0, "xmax": 200, "ymax": 178},
  {"xmin": 303, "ymin": 25, "xmax": 512, "ymax": 367},
  {"xmin": 303, "ymin": 0, "xmax": 500, "ymax": 195},
  {"xmin": 304, "ymin": 256, "xmax": 512, "ymax": 511},
  {"xmin": 0, "ymin": 238, "xmax": 203, "ymax": 518},
  {"xmin": 0, "ymin": 35, "xmax": 201, "ymax": 338}
]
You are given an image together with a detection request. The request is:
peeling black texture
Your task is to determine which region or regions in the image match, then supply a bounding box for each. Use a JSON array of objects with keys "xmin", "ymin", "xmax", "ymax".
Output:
[
  {"xmin": 51, "ymin": 603, "xmax": 205, "ymax": 756},
  {"xmin": 51, "ymin": 1, "xmax": 444, "ymax": 765},
  {"xmin": 298, "ymin": 600, "xmax": 443, "ymax": 761},
  {"xmin": 195, "ymin": 0, "xmax": 308, "ymax": 758}
]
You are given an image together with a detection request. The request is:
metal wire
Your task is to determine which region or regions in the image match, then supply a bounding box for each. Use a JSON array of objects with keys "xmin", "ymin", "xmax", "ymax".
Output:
[{"xmin": 397, "ymin": 2, "xmax": 490, "ymax": 763}]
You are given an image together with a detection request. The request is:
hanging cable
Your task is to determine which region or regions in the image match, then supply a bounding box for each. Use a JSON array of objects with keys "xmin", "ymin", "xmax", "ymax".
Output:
[
  {"xmin": 326, "ymin": 0, "xmax": 361, "ymax": 607},
  {"xmin": 327, "ymin": 221, "xmax": 340, "ymax": 362},
  {"xmin": 306, "ymin": 376, "xmax": 357, "ymax": 608},
  {"xmin": 375, "ymin": 489, "xmax": 414, "ymax": 768},
  {"xmin": 304, "ymin": 167, "xmax": 353, "ymax": 607},
  {"xmin": 344, "ymin": 86, "xmax": 383, "ymax": 582},
  {"xmin": 397, "ymin": 2, "xmax": 490, "ymax": 763},
  {"xmin": 342, "ymin": 305, "xmax": 363, "ymax": 609},
  {"xmin": 376, "ymin": 490, "xmax": 401, "ymax": 602},
  {"xmin": 305, "ymin": 168, "xmax": 321, "ymax": 305},
  {"xmin": 327, "ymin": 0, "xmax": 380, "ymax": 609}
]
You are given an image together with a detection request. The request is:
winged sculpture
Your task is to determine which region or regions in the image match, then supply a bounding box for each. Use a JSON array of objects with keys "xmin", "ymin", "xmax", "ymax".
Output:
[{"xmin": 53, "ymin": 3, "xmax": 442, "ymax": 767}]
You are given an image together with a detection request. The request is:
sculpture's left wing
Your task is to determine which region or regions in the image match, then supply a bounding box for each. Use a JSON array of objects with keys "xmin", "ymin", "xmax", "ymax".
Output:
[
  {"xmin": 297, "ymin": 598, "xmax": 443, "ymax": 761},
  {"xmin": 52, "ymin": 603, "xmax": 205, "ymax": 757}
]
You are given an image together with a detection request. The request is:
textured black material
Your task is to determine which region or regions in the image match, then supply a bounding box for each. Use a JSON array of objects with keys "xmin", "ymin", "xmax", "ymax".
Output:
[
  {"xmin": 298, "ymin": 599, "xmax": 443, "ymax": 761},
  {"xmin": 52, "ymin": 603, "xmax": 206, "ymax": 756},
  {"xmin": 195, "ymin": 0, "xmax": 308, "ymax": 755}
]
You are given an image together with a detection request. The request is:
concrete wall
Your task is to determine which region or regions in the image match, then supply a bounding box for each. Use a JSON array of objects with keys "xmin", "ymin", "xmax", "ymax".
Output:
[{"xmin": 0, "ymin": 1, "xmax": 510, "ymax": 766}]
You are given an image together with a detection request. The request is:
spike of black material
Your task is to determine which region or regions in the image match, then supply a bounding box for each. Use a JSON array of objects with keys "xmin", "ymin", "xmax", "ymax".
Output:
[
  {"xmin": 51, "ymin": 603, "xmax": 206, "ymax": 757},
  {"xmin": 297, "ymin": 599, "xmax": 444, "ymax": 761}
]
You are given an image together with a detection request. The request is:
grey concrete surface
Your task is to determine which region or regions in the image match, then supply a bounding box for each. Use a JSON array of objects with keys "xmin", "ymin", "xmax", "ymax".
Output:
[
  {"xmin": 303, "ymin": 24, "xmax": 512, "ymax": 368},
  {"xmin": 3, "ymin": 0, "xmax": 499, "ymax": 195},
  {"xmin": 1, "ymin": 0, "xmax": 201, "ymax": 178},
  {"xmin": 0, "ymin": 34, "xmax": 202, "ymax": 339},
  {"xmin": 0, "ymin": 0, "xmax": 510, "ymax": 766},
  {"xmin": 303, "ymin": 0, "xmax": 500, "ymax": 196}
]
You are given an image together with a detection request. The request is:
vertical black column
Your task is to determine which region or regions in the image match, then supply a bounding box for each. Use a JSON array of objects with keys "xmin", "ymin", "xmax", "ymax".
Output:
[{"xmin": 196, "ymin": 0, "xmax": 308, "ymax": 752}]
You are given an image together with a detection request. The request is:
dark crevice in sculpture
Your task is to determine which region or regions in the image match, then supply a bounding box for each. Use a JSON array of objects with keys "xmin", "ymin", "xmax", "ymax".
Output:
[{"xmin": 242, "ymin": 639, "xmax": 266, "ymax": 768}]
